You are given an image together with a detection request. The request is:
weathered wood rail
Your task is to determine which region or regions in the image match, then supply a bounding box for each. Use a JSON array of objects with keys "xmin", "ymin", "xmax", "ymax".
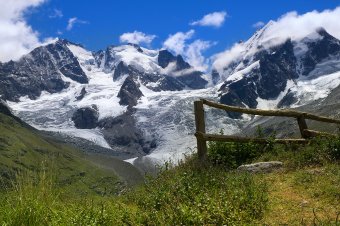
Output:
[{"xmin": 194, "ymin": 99, "xmax": 340, "ymax": 160}]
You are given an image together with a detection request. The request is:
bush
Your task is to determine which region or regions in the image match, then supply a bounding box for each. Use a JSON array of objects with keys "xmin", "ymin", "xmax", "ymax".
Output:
[
  {"xmin": 208, "ymin": 127, "xmax": 340, "ymax": 169},
  {"xmin": 208, "ymin": 141, "xmax": 263, "ymax": 168},
  {"xmin": 207, "ymin": 128, "xmax": 273, "ymax": 168}
]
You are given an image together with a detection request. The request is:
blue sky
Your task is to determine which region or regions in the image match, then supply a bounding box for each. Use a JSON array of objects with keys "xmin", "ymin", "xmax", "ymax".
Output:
[
  {"xmin": 0, "ymin": 0, "xmax": 339, "ymax": 66},
  {"xmin": 28, "ymin": 0, "xmax": 339, "ymax": 53}
]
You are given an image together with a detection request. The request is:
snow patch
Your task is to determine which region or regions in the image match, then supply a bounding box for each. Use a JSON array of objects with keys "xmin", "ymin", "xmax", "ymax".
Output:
[
  {"xmin": 256, "ymin": 80, "xmax": 295, "ymax": 109},
  {"xmin": 292, "ymin": 70, "xmax": 340, "ymax": 107},
  {"xmin": 227, "ymin": 61, "xmax": 260, "ymax": 82}
]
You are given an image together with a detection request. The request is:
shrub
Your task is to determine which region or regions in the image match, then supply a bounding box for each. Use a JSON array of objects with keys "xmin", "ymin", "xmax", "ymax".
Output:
[
  {"xmin": 207, "ymin": 129, "xmax": 273, "ymax": 168},
  {"xmin": 208, "ymin": 141, "xmax": 263, "ymax": 168},
  {"xmin": 124, "ymin": 157, "xmax": 268, "ymax": 225}
]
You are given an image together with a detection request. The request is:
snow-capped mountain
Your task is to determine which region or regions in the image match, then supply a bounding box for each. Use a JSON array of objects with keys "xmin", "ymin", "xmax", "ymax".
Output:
[
  {"xmin": 1, "ymin": 23, "xmax": 340, "ymax": 164},
  {"xmin": 0, "ymin": 39, "xmax": 237, "ymax": 162},
  {"xmin": 212, "ymin": 24, "xmax": 340, "ymax": 118}
]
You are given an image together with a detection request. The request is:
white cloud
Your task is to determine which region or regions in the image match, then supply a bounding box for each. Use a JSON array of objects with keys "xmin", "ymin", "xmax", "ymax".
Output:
[
  {"xmin": 49, "ymin": 9, "xmax": 63, "ymax": 18},
  {"xmin": 0, "ymin": 0, "xmax": 46, "ymax": 62},
  {"xmin": 66, "ymin": 17, "xmax": 88, "ymax": 31},
  {"xmin": 191, "ymin": 11, "xmax": 227, "ymax": 28},
  {"xmin": 186, "ymin": 40, "xmax": 215, "ymax": 71},
  {"xmin": 119, "ymin": 31, "xmax": 156, "ymax": 45},
  {"xmin": 163, "ymin": 30, "xmax": 195, "ymax": 55},
  {"xmin": 252, "ymin": 21, "xmax": 265, "ymax": 29},
  {"xmin": 262, "ymin": 8, "xmax": 340, "ymax": 43},
  {"xmin": 163, "ymin": 30, "xmax": 214, "ymax": 71},
  {"xmin": 212, "ymin": 7, "xmax": 340, "ymax": 74},
  {"xmin": 212, "ymin": 42, "xmax": 246, "ymax": 75}
]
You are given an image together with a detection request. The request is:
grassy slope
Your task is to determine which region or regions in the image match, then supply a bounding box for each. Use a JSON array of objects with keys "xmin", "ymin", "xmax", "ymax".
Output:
[
  {"xmin": 0, "ymin": 109, "xmax": 339, "ymax": 224},
  {"xmin": 0, "ymin": 112, "xmax": 125, "ymax": 196},
  {"xmin": 1, "ymin": 153, "xmax": 338, "ymax": 225},
  {"xmin": 262, "ymin": 165, "xmax": 339, "ymax": 225}
]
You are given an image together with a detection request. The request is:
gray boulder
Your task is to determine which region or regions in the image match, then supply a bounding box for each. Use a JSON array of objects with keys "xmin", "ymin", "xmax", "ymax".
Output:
[{"xmin": 237, "ymin": 161, "xmax": 283, "ymax": 173}]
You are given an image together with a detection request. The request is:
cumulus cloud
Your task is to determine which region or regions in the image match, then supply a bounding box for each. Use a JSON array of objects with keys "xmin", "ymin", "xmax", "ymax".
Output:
[
  {"xmin": 0, "ymin": 0, "xmax": 46, "ymax": 62},
  {"xmin": 66, "ymin": 17, "xmax": 88, "ymax": 31},
  {"xmin": 252, "ymin": 21, "xmax": 265, "ymax": 29},
  {"xmin": 49, "ymin": 9, "xmax": 63, "ymax": 18},
  {"xmin": 119, "ymin": 31, "xmax": 156, "ymax": 45},
  {"xmin": 211, "ymin": 43, "xmax": 246, "ymax": 75},
  {"xmin": 186, "ymin": 40, "xmax": 215, "ymax": 71},
  {"xmin": 191, "ymin": 11, "xmax": 227, "ymax": 28},
  {"xmin": 163, "ymin": 30, "xmax": 195, "ymax": 55},
  {"xmin": 212, "ymin": 7, "xmax": 340, "ymax": 74},
  {"xmin": 163, "ymin": 30, "xmax": 214, "ymax": 71}
]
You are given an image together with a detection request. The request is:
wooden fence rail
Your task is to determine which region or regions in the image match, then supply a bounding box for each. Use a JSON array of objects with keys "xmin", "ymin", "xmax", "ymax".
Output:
[{"xmin": 194, "ymin": 99, "xmax": 340, "ymax": 160}]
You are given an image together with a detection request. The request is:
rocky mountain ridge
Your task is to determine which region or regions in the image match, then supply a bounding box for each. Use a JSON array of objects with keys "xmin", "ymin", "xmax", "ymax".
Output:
[
  {"xmin": 213, "ymin": 26, "xmax": 340, "ymax": 118},
  {"xmin": 1, "ymin": 24, "xmax": 340, "ymax": 163}
]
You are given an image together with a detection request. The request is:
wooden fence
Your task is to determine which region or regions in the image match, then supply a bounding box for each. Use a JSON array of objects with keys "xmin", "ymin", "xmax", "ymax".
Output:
[{"xmin": 194, "ymin": 99, "xmax": 340, "ymax": 160}]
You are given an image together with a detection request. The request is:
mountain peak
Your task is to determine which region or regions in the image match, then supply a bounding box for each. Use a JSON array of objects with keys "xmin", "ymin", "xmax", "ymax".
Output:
[
  {"xmin": 315, "ymin": 27, "xmax": 337, "ymax": 41},
  {"xmin": 125, "ymin": 43, "xmax": 143, "ymax": 52},
  {"xmin": 158, "ymin": 49, "xmax": 191, "ymax": 71},
  {"xmin": 55, "ymin": 38, "xmax": 84, "ymax": 48}
]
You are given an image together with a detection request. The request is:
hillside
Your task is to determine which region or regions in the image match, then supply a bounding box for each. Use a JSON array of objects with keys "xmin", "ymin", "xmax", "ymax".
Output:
[
  {"xmin": 0, "ymin": 133, "xmax": 339, "ymax": 225},
  {"xmin": 0, "ymin": 80, "xmax": 338, "ymax": 224},
  {"xmin": 0, "ymin": 102, "xmax": 142, "ymax": 195}
]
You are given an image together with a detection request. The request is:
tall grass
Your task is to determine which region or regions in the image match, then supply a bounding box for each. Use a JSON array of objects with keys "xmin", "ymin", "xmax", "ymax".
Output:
[
  {"xmin": 0, "ymin": 166, "xmax": 58, "ymax": 225},
  {"xmin": 0, "ymin": 156, "xmax": 268, "ymax": 225}
]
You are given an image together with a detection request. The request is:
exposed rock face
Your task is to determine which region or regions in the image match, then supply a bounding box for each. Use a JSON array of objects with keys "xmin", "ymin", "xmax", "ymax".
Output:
[
  {"xmin": 72, "ymin": 105, "xmax": 99, "ymax": 129},
  {"xmin": 94, "ymin": 45, "xmax": 208, "ymax": 97},
  {"xmin": 117, "ymin": 75, "xmax": 143, "ymax": 107},
  {"xmin": 113, "ymin": 61, "xmax": 131, "ymax": 80},
  {"xmin": 177, "ymin": 71, "xmax": 208, "ymax": 89},
  {"xmin": 158, "ymin": 50, "xmax": 190, "ymax": 70},
  {"xmin": 158, "ymin": 50, "xmax": 177, "ymax": 68},
  {"xmin": 158, "ymin": 50, "xmax": 207, "ymax": 89},
  {"xmin": 216, "ymin": 28, "xmax": 340, "ymax": 118},
  {"xmin": 237, "ymin": 161, "xmax": 283, "ymax": 173},
  {"xmin": 219, "ymin": 39, "xmax": 298, "ymax": 112},
  {"xmin": 277, "ymin": 90, "xmax": 298, "ymax": 108},
  {"xmin": 98, "ymin": 111, "xmax": 157, "ymax": 155},
  {"xmin": 0, "ymin": 100, "xmax": 13, "ymax": 117},
  {"xmin": 0, "ymin": 39, "xmax": 88, "ymax": 101},
  {"xmin": 257, "ymin": 40, "xmax": 298, "ymax": 98},
  {"xmin": 44, "ymin": 40, "xmax": 88, "ymax": 83},
  {"xmin": 111, "ymin": 60, "xmax": 184, "ymax": 92},
  {"xmin": 175, "ymin": 55, "xmax": 191, "ymax": 70},
  {"xmin": 94, "ymin": 46, "xmax": 115, "ymax": 72},
  {"xmin": 301, "ymin": 28, "xmax": 340, "ymax": 76},
  {"xmin": 75, "ymin": 87, "xmax": 87, "ymax": 101},
  {"xmin": 211, "ymin": 69, "xmax": 220, "ymax": 85}
]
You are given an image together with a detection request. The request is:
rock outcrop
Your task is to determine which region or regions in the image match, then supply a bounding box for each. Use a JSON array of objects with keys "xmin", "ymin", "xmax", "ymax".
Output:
[{"xmin": 72, "ymin": 105, "xmax": 99, "ymax": 129}]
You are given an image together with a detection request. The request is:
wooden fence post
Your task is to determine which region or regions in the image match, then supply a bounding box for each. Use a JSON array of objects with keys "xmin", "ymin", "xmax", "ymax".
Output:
[
  {"xmin": 194, "ymin": 100, "xmax": 207, "ymax": 161},
  {"xmin": 297, "ymin": 116, "xmax": 309, "ymax": 139}
]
